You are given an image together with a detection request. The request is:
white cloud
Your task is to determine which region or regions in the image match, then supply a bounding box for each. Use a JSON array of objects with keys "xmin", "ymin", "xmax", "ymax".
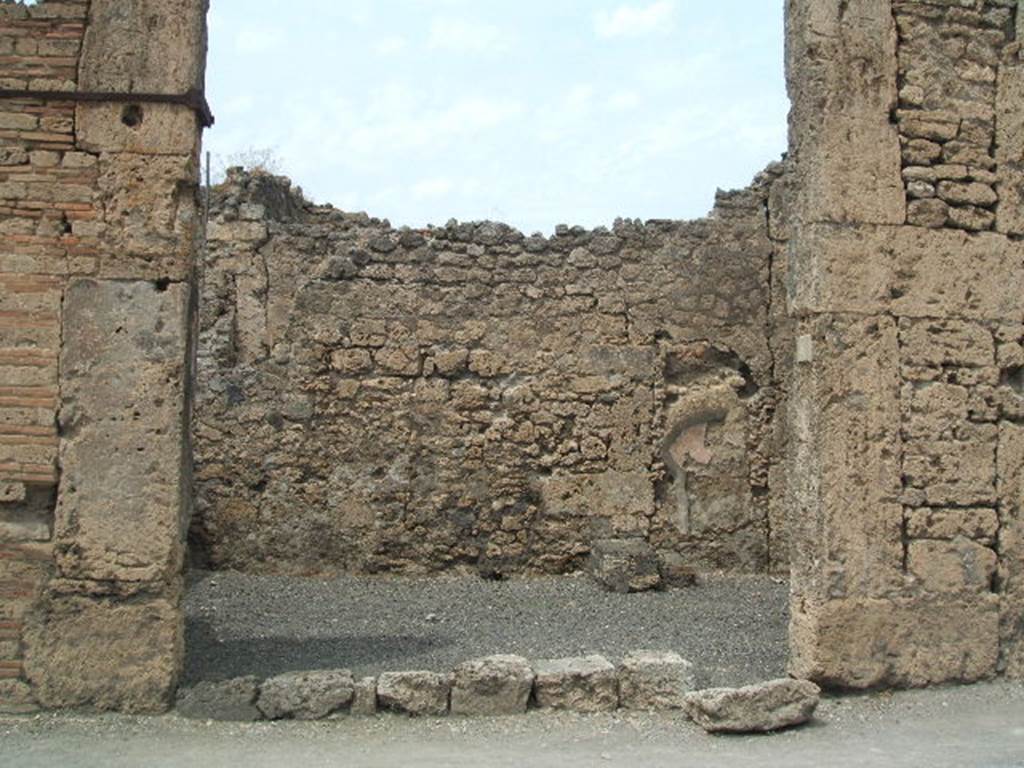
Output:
[
  {"xmin": 609, "ymin": 91, "xmax": 640, "ymax": 111},
  {"xmin": 428, "ymin": 18, "xmax": 511, "ymax": 54},
  {"xmin": 374, "ymin": 36, "xmax": 408, "ymax": 56},
  {"xmin": 235, "ymin": 25, "xmax": 285, "ymax": 55},
  {"xmin": 594, "ymin": 1, "xmax": 674, "ymax": 39},
  {"xmin": 412, "ymin": 178, "xmax": 455, "ymax": 200}
]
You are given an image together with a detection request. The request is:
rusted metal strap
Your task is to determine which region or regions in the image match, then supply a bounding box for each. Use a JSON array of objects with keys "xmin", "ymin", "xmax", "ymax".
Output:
[{"xmin": 0, "ymin": 87, "xmax": 215, "ymax": 127}]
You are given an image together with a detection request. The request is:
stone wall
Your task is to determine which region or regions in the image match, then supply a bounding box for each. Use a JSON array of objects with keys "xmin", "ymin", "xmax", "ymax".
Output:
[
  {"xmin": 0, "ymin": 0, "xmax": 206, "ymax": 713},
  {"xmin": 192, "ymin": 167, "xmax": 792, "ymax": 578},
  {"xmin": 786, "ymin": 0, "xmax": 1024, "ymax": 688}
]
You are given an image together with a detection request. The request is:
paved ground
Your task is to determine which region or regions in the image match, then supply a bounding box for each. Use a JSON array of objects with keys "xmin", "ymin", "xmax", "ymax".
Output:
[
  {"xmin": 4, "ymin": 681, "xmax": 1024, "ymax": 767},
  {"xmin": 184, "ymin": 570, "xmax": 789, "ymax": 688}
]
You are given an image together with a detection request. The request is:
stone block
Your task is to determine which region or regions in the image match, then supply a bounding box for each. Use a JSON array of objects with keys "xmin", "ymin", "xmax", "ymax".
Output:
[
  {"xmin": 786, "ymin": 0, "xmax": 905, "ymax": 225},
  {"xmin": 789, "ymin": 595, "xmax": 999, "ymax": 689},
  {"xmin": 589, "ymin": 539, "xmax": 661, "ymax": 593},
  {"xmin": 376, "ymin": 671, "xmax": 450, "ymax": 717},
  {"xmin": 787, "ymin": 315, "xmax": 904, "ymax": 599},
  {"xmin": 76, "ymin": 103, "xmax": 198, "ymax": 156},
  {"xmin": 618, "ymin": 651, "xmax": 695, "ymax": 710},
  {"xmin": 176, "ymin": 677, "xmax": 261, "ymax": 721},
  {"xmin": 533, "ymin": 655, "xmax": 618, "ymax": 712},
  {"xmin": 24, "ymin": 589, "xmax": 182, "ymax": 713},
  {"xmin": 905, "ymin": 508, "xmax": 998, "ymax": 544},
  {"xmin": 256, "ymin": 669, "xmax": 355, "ymax": 720},
  {"xmin": 685, "ymin": 678, "xmax": 820, "ymax": 733},
  {"xmin": 450, "ymin": 655, "xmax": 534, "ymax": 716},
  {"xmin": 350, "ymin": 676, "xmax": 377, "ymax": 716},
  {"xmin": 657, "ymin": 552, "xmax": 697, "ymax": 589},
  {"xmin": 788, "ymin": 224, "xmax": 1023, "ymax": 322},
  {"xmin": 907, "ymin": 538, "xmax": 997, "ymax": 595},
  {"xmin": 79, "ymin": 0, "xmax": 207, "ymax": 93},
  {"xmin": 55, "ymin": 280, "xmax": 191, "ymax": 584},
  {"xmin": 95, "ymin": 153, "xmax": 200, "ymax": 280}
]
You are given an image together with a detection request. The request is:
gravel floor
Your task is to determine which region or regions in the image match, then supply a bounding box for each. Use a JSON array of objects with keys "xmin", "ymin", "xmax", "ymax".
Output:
[{"xmin": 184, "ymin": 570, "xmax": 788, "ymax": 688}]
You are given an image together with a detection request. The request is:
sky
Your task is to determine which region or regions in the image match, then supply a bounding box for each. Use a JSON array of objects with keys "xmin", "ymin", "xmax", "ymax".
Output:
[{"xmin": 205, "ymin": 1, "xmax": 788, "ymax": 234}]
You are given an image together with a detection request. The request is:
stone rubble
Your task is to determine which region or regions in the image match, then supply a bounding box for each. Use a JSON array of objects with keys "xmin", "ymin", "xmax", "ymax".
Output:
[
  {"xmin": 684, "ymin": 678, "xmax": 821, "ymax": 733},
  {"xmin": 376, "ymin": 671, "xmax": 452, "ymax": 717},
  {"xmin": 256, "ymin": 669, "xmax": 356, "ymax": 720},
  {"xmin": 175, "ymin": 677, "xmax": 262, "ymax": 722}
]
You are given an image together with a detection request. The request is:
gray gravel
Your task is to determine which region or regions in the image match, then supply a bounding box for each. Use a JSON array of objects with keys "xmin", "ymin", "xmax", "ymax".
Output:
[
  {"xmin": 6, "ymin": 682, "xmax": 1024, "ymax": 768},
  {"xmin": 184, "ymin": 571, "xmax": 788, "ymax": 688}
]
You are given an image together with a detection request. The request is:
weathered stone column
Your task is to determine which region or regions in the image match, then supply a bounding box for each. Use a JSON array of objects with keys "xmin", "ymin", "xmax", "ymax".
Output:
[
  {"xmin": 0, "ymin": 0, "xmax": 208, "ymax": 713},
  {"xmin": 785, "ymin": 0, "xmax": 1023, "ymax": 687}
]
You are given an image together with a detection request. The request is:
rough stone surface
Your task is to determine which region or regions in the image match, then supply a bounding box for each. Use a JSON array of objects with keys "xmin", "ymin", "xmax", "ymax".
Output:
[
  {"xmin": 618, "ymin": 650, "xmax": 695, "ymax": 710},
  {"xmin": 256, "ymin": 669, "xmax": 355, "ymax": 720},
  {"xmin": 350, "ymin": 677, "xmax": 377, "ymax": 716},
  {"xmin": 376, "ymin": 671, "xmax": 451, "ymax": 717},
  {"xmin": 784, "ymin": 0, "xmax": 1022, "ymax": 690},
  {"xmin": 685, "ymin": 678, "xmax": 820, "ymax": 733},
  {"xmin": 532, "ymin": 655, "xmax": 619, "ymax": 712},
  {"xmin": 450, "ymin": 655, "xmax": 534, "ymax": 716},
  {"xmin": 589, "ymin": 539, "xmax": 662, "ymax": 594},
  {"xmin": 0, "ymin": 0, "xmax": 205, "ymax": 715},
  {"xmin": 192, "ymin": 168, "xmax": 792, "ymax": 579},
  {"xmin": 176, "ymin": 677, "xmax": 261, "ymax": 722}
]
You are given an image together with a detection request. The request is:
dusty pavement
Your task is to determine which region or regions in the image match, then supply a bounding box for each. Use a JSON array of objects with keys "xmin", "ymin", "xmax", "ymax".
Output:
[
  {"xmin": 184, "ymin": 570, "xmax": 789, "ymax": 688},
  {"xmin": 3, "ymin": 681, "xmax": 1023, "ymax": 768}
]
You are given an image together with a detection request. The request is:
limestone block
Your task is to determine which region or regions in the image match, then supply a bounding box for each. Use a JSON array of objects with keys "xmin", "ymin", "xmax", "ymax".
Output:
[
  {"xmin": 905, "ymin": 508, "xmax": 998, "ymax": 544},
  {"xmin": 617, "ymin": 651, "xmax": 695, "ymax": 710},
  {"xmin": 786, "ymin": 315, "xmax": 904, "ymax": 600},
  {"xmin": 899, "ymin": 318, "xmax": 994, "ymax": 370},
  {"xmin": 55, "ymin": 280, "xmax": 191, "ymax": 583},
  {"xmin": 789, "ymin": 594, "xmax": 999, "ymax": 689},
  {"xmin": 533, "ymin": 655, "xmax": 618, "ymax": 712},
  {"xmin": 685, "ymin": 679, "xmax": 819, "ymax": 733},
  {"xmin": 657, "ymin": 552, "xmax": 697, "ymax": 589},
  {"xmin": 79, "ymin": 0, "xmax": 208, "ymax": 94},
  {"xmin": 350, "ymin": 676, "xmax": 377, "ymax": 716},
  {"xmin": 95, "ymin": 153, "xmax": 200, "ymax": 280},
  {"xmin": 789, "ymin": 224, "xmax": 1024, "ymax": 322},
  {"xmin": 76, "ymin": 103, "xmax": 198, "ymax": 156},
  {"xmin": 176, "ymin": 677, "xmax": 261, "ymax": 721},
  {"xmin": 256, "ymin": 669, "xmax": 355, "ymax": 720},
  {"xmin": 907, "ymin": 538, "xmax": 997, "ymax": 595},
  {"xmin": 785, "ymin": 0, "xmax": 905, "ymax": 224},
  {"xmin": 376, "ymin": 671, "xmax": 450, "ymax": 717},
  {"xmin": 997, "ymin": 422, "xmax": 1024, "ymax": 676},
  {"xmin": 24, "ymin": 589, "xmax": 182, "ymax": 713},
  {"xmin": 903, "ymin": 439, "xmax": 997, "ymax": 507},
  {"xmin": 450, "ymin": 655, "xmax": 534, "ymax": 716},
  {"xmin": 589, "ymin": 539, "xmax": 661, "ymax": 594},
  {"xmin": 997, "ymin": 165, "xmax": 1024, "ymax": 237}
]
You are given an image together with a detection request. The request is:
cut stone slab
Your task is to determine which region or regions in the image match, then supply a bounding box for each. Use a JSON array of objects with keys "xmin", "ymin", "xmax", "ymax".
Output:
[
  {"xmin": 176, "ymin": 677, "xmax": 261, "ymax": 722},
  {"xmin": 618, "ymin": 651, "xmax": 695, "ymax": 710},
  {"xmin": 377, "ymin": 671, "xmax": 451, "ymax": 717},
  {"xmin": 256, "ymin": 669, "xmax": 355, "ymax": 720},
  {"xmin": 685, "ymin": 678, "xmax": 821, "ymax": 733},
  {"xmin": 589, "ymin": 538, "xmax": 662, "ymax": 593},
  {"xmin": 533, "ymin": 655, "xmax": 619, "ymax": 712},
  {"xmin": 451, "ymin": 655, "xmax": 535, "ymax": 716},
  {"xmin": 350, "ymin": 676, "xmax": 377, "ymax": 716}
]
